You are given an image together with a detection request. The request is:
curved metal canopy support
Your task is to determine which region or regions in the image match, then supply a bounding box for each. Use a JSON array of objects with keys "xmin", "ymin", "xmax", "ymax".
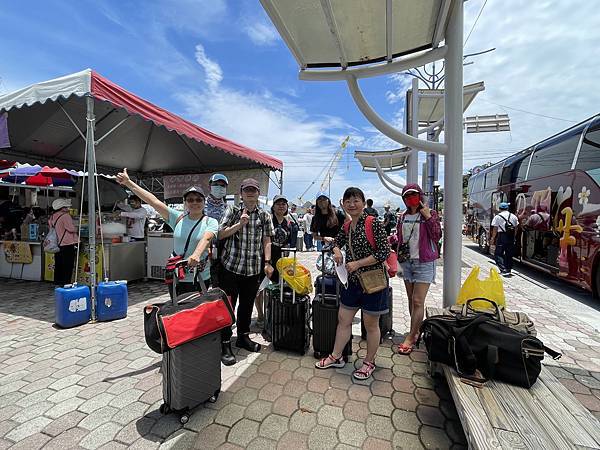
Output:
[
  {"xmin": 346, "ymin": 75, "xmax": 448, "ymax": 155},
  {"xmin": 376, "ymin": 171, "xmax": 404, "ymax": 196},
  {"xmin": 299, "ymin": 46, "xmax": 447, "ymax": 82},
  {"xmin": 373, "ymin": 159, "xmax": 405, "ymax": 189}
]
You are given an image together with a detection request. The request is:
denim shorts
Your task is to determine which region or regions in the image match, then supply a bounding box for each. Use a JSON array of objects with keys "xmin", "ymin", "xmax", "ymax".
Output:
[
  {"xmin": 400, "ymin": 259, "xmax": 436, "ymax": 284},
  {"xmin": 340, "ymin": 280, "xmax": 389, "ymax": 316}
]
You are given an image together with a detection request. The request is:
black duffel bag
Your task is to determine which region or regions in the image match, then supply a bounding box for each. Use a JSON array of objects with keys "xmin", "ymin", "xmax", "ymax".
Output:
[{"xmin": 419, "ymin": 313, "xmax": 561, "ymax": 388}]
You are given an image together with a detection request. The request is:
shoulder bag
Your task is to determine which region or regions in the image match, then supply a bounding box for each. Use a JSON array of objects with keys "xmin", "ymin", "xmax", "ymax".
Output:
[
  {"xmin": 348, "ymin": 224, "xmax": 388, "ymax": 294},
  {"xmin": 164, "ymin": 214, "xmax": 204, "ymax": 285}
]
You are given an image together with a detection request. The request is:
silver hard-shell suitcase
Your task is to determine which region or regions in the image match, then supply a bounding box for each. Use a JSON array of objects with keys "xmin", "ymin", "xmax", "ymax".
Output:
[{"xmin": 159, "ymin": 262, "xmax": 222, "ymax": 424}]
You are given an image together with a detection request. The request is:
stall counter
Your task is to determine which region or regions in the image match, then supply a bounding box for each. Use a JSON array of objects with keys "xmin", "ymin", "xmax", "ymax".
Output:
[
  {"xmin": 44, "ymin": 240, "xmax": 146, "ymax": 284},
  {"xmin": 0, "ymin": 241, "xmax": 43, "ymax": 281}
]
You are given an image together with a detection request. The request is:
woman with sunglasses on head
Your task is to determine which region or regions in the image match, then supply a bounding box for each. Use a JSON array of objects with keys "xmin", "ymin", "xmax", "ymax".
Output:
[
  {"xmin": 394, "ymin": 183, "xmax": 441, "ymax": 355},
  {"xmin": 115, "ymin": 168, "xmax": 218, "ymax": 297}
]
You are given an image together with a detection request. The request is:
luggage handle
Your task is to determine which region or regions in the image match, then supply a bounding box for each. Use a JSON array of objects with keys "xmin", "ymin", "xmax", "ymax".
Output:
[
  {"xmin": 319, "ymin": 244, "xmax": 340, "ymax": 304},
  {"xmin": 461, "ymin": 298, "xmax": 505, "ymax": 324},
  {"xmin": 280, "ymin": 247, "xmax": 297, "ymax": 303},
  {"xmin": 171, "ymin": 260, "xmax": 208, "ymax": 304}
]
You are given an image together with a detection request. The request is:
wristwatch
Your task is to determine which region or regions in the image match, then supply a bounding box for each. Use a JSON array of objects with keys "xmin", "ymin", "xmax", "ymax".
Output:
[{"xmin": 264, "ymin": 260, "xmax": 272, "ymax": 265}]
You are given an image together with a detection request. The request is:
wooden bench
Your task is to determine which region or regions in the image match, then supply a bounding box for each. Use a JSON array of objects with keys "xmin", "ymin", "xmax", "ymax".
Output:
[{"xmin": 426, "ymin": 307, "xmax": 600, "ymax": 449}]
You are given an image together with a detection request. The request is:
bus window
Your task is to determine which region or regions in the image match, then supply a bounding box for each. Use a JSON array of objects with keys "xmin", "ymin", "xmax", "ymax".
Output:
[
  {"xmin": 517, "ymin": 150, "xmax": 532, "ymax": 181},
  {"xmin": 500, "ymin": 153, "xmax": 530, "ymax": 185},
  {"xmin": 467, "ymin": 177, "xmax": 474, "ymax": 194},
  {"xmin": 484, "ymin": 168, "xmax": 499, "ymax": 189},
  {"xmin": 471, "ymin": 173, "xmax": 484, "ymax": 193},
  {"xmin": 527, "ymin": 135, "xmax": 579, "ymax": 180},
  {"xmin": 575, "ymin": 123, "xmax": 600, "ymax": 185}
]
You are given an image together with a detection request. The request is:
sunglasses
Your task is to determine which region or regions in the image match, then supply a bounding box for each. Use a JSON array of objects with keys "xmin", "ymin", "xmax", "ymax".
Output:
[
  {"xmin": 242, "ymin": 187, "xmax": 258, "ymax": 193},
  {"xmin": 186, "ymin": 197, "xmax": 205, "ymax": 203}
]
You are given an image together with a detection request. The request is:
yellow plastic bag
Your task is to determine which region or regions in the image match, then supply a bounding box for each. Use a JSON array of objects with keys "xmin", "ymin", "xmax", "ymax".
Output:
[
  {"xmin": 456, "ymin": 265, "xmax": 505, "ymax": 310},
  {"xmin": 276, "ymin": 257, "xmax": 313, "ymax": 296}
]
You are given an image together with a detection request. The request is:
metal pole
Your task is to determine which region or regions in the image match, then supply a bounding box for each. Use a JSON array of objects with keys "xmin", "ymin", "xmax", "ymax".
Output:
[
  {"xmin": 443, "ymin": 0, "xmax": 463, "ymax": 308},
  {"xmin": 85, "ymin": 94, "xmax": 97, "ymax": 320},
  {"xmin": 279, "ymin": 170, "xmax": 283, "ymax": 194},
  {"xmin": 408, "ymin": 77, "xmax": 419, "ymax": 184},
  {"xmin": 427, "ymin": 129, "xmax": 436, "ymax": 209}
]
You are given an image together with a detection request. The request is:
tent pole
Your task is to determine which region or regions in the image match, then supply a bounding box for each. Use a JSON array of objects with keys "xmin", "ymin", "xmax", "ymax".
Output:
[
  {"xmin": 280, "ymin": 170, "xmax": 283, "ymax": 194},
  {"xmin": 85, "ymin": 94, "xmax": 97, "ymax": 321}
]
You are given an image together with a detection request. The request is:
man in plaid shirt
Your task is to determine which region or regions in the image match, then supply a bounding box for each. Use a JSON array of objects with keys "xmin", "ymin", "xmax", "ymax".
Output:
[{"xmin": 218, "ymin": 178, "xmax": 274, "ymax": 365}]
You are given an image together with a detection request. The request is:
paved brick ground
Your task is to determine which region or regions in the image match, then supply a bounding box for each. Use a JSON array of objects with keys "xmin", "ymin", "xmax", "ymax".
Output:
[{"xmin": 0, "ymin": 240, "xmax": 599, "ymax": 449}]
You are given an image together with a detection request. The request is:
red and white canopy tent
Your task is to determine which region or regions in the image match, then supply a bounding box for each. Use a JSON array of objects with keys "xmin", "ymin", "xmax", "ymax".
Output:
[{"xmin": 0, "ymin": 69, "xmax": 283, "ymax": 317}]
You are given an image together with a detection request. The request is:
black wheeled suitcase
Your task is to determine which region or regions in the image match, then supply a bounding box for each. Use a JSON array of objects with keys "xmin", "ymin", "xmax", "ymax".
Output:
[
  {"xmin": 312, "ymin": 264, "xmax": 352, "ymax": 361},
  {"xmin": 361, "ymin": 286, "xmax": 394, "ymax": 341},
  {"xmin": 269, "ymin": 248, "xmax": 310, "ymax": 355},
  {"xmin": 159, "ymin": 265, "xmax": 221, "ymax": 425}
]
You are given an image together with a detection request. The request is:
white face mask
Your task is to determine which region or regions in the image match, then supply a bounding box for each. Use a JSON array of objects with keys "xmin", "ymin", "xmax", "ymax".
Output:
[{"xmin": 211, "ymin": 185, "xmax": 227, "ymax": 199}]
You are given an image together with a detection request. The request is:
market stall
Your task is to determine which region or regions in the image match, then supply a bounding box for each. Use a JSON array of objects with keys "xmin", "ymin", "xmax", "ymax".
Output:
[
  {"xmin": 0, "ymin": 165, "xmax": 149, "ymax": 282},
  {"xmin": 0, "ymin": 69, "xmax": 283, "ymax": 318}
]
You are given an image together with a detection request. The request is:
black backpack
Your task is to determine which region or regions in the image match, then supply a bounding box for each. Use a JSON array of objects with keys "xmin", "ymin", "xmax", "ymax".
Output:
[{"xmin": 501, "ymin": 213, "xmax": 516, "ymax": 237}]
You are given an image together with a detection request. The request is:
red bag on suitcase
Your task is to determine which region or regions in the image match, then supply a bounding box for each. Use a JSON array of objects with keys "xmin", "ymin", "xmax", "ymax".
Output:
[{"xmin": 144, "ymin": 287, "xmax": 234, "ymax": 353}]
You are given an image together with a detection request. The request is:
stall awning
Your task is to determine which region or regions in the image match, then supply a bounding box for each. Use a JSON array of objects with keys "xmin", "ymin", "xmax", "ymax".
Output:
[
  {"xmin": 0, "ymin": 69, "xmax": 283, "ymax": 174},
  {"xmin": 260, "ymin": 0, "xmax": 453, "ymax": 68}
]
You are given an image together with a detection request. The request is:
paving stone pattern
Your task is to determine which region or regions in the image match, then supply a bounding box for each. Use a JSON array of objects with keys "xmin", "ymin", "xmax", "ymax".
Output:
[{"xmin": 0, "ymin": 241, "xmax": 598, "ymax": 449}]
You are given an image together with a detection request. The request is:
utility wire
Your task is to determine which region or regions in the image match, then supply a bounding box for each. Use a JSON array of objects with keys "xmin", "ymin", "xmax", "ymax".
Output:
[{"xmin": 464, "ymin": 0, "xmax": 488, "ymax": 48}]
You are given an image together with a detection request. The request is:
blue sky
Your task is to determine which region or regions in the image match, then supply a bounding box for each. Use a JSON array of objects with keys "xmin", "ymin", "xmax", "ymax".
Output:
[{"xmin": 1, "ymin": 1, "xmax": 599, "ymax": 207}]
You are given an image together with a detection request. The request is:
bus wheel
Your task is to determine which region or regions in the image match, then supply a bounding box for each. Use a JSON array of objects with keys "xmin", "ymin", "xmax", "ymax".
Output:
[{"xmin": 478, "ymin": 229, "xmax": 489, "ymax": 253}]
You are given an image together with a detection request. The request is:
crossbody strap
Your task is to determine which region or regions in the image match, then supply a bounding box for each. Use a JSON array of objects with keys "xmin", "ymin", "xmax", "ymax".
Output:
[{"xmin": 179, "ymin": 215, "xmax": 204, "ymax": 257}]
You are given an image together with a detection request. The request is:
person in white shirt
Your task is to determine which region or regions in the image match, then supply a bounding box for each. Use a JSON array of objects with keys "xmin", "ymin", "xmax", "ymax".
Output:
[
  {"xmin": 490, "ymin": 202, "xmax": 519, "ymax": 276},
  {"xmin": 303, "ymin": 206, "xmax": 314, "ymax": 251},
  {"xmin": 117, "ymin": 195, "xmax": 147, "ymax": 241}
]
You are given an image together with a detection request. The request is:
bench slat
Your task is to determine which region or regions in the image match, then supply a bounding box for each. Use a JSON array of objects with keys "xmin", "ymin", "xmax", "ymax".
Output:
[
  {"xmin": 441, "ymin": 364, "xmax": 503, "ymax": 450},
  {"xmin": 538, "ymin": 369, "xmax": 600, "ymax": 445},
  {"xmin": 493, "ymin": 379, "xmax": 572, "ymax": 449},
  {"xmin": 526, "ymin": 367, "xmax": 600, "ymax": 448}
]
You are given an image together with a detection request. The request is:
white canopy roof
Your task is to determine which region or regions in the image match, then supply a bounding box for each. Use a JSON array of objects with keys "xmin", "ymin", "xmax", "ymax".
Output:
[
  {"xmin": 260, "ymin": 0, "xmax": 453, "ymax": 68},
  {"xmin": 407, "ymin": 81, "xmax": 485, "ymax": 127},
  {"xmin": 355, "ymin": 148, "xmax": 411, "ymax": 172}
]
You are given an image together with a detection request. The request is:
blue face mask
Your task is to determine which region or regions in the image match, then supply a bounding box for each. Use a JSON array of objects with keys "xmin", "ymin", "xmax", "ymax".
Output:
[{"xmin": 210, "ymin": 185, "xmax": 227, "ymax": 199}]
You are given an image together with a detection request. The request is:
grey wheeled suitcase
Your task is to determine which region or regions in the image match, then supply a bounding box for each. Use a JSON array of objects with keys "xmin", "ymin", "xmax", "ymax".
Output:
[{"xmin": 159, "ymin": 263, "xmax": 222, "ymax": 425}]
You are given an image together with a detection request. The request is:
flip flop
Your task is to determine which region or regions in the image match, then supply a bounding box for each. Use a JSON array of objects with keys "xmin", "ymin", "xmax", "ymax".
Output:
[{"xmin": 395, "ymin": 343, "xmax": 414, "ymax": 355}]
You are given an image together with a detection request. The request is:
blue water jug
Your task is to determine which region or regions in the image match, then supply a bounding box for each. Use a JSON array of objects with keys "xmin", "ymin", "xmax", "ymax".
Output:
[
  {"xmin": 96, "ymin": 280, "xmax": 128, "ymax": 322},
  {"xmin": 55, "ymin": 284, "xmax": 91, "ymax": 328}
]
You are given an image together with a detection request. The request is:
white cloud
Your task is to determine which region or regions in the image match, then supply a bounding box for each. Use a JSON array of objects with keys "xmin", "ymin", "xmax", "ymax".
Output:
[
  {"xmin": 194, "ymin": 44, "xmax": 223, "ymax": 91},
  {"xmin": 244, "ymin": 22, "xmax": 278, "ymax": 46},
  {"xmin": 177, "ymin": 43, "xmax": 356, "ymax": 202}
]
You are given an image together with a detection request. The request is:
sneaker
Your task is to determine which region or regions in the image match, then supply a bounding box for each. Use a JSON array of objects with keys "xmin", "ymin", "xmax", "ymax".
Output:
[{"xmin": 315, "ymin": 354, "xmax": 345, "ymax": 369}]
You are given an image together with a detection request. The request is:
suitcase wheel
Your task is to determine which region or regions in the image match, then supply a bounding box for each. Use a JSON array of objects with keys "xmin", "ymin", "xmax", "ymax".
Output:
[
  {"xmin": 180, "ymin": 414, "xmax": 189, "ymax": 425},
  {"xmin": 208, "ymin": 389, "xmax": 220, "ymax": 403},
  {"xmin": 159, "ymin": 404, "xmax": 171, "ymax": 415}
]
